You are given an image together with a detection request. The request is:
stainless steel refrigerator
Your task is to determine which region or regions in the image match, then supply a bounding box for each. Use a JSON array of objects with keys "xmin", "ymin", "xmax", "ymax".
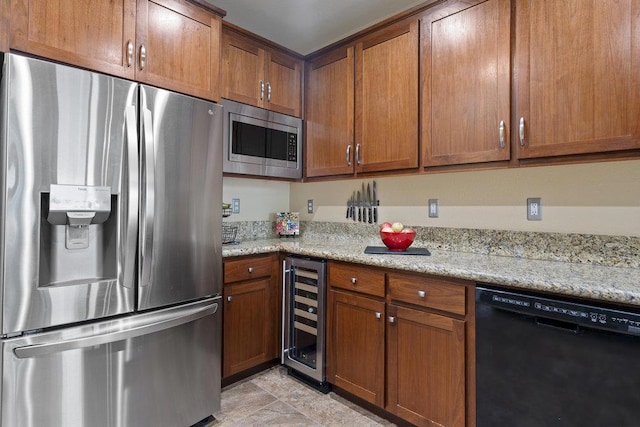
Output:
[{"xmin": 0, "ymin": 53, "xmax": 223, "ymax": 427}]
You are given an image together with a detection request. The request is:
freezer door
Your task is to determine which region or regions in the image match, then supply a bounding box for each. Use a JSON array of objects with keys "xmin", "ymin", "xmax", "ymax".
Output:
[
  {"xmin": 0, "ymin": 54, "xmax": 138, "ymax": 335},
  {"xmin": 1, "ymin": 298, "xmax": 221, "ymax": 427},
  {"xmin": 138, "ymin": 86, "xmax": 223, "ymax": 310}
]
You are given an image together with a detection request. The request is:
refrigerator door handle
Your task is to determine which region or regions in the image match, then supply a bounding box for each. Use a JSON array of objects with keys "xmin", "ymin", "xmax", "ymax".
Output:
[
  {"xmin": 123, "ymin": 104, "xmax": 139, "ymax": 289},
  {"xmin": 140, "ymin": 97, "xmax": 156, "ymax": 287},
  {"xmin": 14, "ymin": 302, "xmax": 218, "ymax": 359}
]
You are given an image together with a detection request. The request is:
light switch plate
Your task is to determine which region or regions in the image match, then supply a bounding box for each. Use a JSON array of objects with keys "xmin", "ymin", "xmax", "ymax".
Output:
[
  {"xmin": 232, "ymin": 198, "xmax": 240, "ymax": 214},
  {"xmin": 428, "ymin": 199, "xmax": 439, "ymax": 218},
  {"xmin": 527, "ymin": 197, "xmax": 541, "ymax": 220}
]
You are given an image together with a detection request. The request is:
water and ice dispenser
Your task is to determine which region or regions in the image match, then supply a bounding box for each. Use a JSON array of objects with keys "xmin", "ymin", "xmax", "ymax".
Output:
[{"xmin": 40, "ymin": 184, "xmax": 117, "ymax": 287}]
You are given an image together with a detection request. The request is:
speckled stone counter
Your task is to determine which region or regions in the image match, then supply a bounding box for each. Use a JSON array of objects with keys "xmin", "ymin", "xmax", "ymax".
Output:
[{"xmin": 222, "ymin": 236, "xmax": 640, "ymax": 307}]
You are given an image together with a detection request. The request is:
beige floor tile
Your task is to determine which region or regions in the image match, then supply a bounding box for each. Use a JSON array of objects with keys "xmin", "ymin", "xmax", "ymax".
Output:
[
  {"xmin": 249, "ymin": 366, "xmax": 305, "ymax": 399},
  {"xmin": 213, "ymin": 381, "xmax": 278, "ymax": 423}
]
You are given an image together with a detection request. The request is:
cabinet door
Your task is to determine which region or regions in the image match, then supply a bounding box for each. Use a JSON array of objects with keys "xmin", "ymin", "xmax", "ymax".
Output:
[
  {"xmin": 136, "ymin": 0, "xmax": 221, "ymax": 101},
  {"xmin": 327, "ymin": 289, "xmax": 385, "ymax": 407},
  {"xmin": 422, "ymin": 0, "xmax": 511, "ymax": 166},
  {"xmin": 9, "ymin": 0, "xmax": 137, "ymax": 78},
  {"xmin": 515, "ymin": 0, "xmax": 640, "ymax": 158},
  {"xmin": 355, "ymin": 19, "xmax": 419, "ymax": 173},
  {"xmin": 265, "ymin": 50, "xmax": 302, "ymax": 117},
  {"xmin": 387, "ymin": 304, "xmax": 466, "ymax": 427},
  {"xmin": 221, "ymin": 30, "xmax": 264, "ymax": 107},
  {"xmin": 305, "ymin": 47, "xmax": 355, "ymax": 177},
  {"xmin": 222, "ymin": 278, "xmax": 274, "ymax": 378}
]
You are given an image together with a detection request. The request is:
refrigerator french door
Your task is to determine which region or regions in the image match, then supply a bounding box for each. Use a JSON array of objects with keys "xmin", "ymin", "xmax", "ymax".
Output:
[
  {"xmin": 0, "ymin": 53, "xmax": 223, "ymax": 427},
  {"xmin": 282, "ymin": 256, "xmax": 328, "ymax": 389}
]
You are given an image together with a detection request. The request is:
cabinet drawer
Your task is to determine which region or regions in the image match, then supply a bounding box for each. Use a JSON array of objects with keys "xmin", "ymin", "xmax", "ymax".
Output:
[
  {"xmin": 387, "ymin": 273, "xmax": 466, "ymax": 316},
  {"xmin": 224, "ymin": 255, "xmax": 273, "ymax": 284},
  {"xmin": 329, "ymin": 262, "xmax": 385, "ymax": 298}
]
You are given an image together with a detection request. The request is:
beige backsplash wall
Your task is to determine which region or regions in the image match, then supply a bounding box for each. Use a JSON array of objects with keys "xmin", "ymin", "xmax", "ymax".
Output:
[
  {"xmin": 290, "ymin": 160, "xmax": 640, "ymax": 237},
  {"xmin": 223, "ymin": 160, "xmax": 640, "ymax": 237}
]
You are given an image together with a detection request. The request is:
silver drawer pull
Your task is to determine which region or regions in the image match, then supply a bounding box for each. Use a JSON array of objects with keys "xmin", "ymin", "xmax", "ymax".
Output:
[
  {"xmin": 499, "ymin": 120, "xmax": 505, "ymax": 149},
  {"xmin": 227, "ymin": 296, "xmax": 233, "ymax": 302},
  {"xmin": 519, "ymin": 117, "xmax": 526, "ymax": 147},
  {"xmin": 350, "ymin": 277, "xmax": 357, "ymax": 284},
  {"xmin": 375, "ymin": 312, "xmax": 381, "ymax": 319},
  {"xmin": 418, "ymin": 290, "xmax": 426, "ymax": 298},
  {"xmin": 388, "ymin": 316, "xmax": 396, "ymax": 323},
  {"xmin": 248, "ymin": 267, "xmax": 254, "ymax": 273}
]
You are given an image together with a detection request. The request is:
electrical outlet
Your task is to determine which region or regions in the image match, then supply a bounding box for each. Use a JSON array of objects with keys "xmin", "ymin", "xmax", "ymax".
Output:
[
  {"xmin": 232, "ymin": 198, "xmax": 240, "ymax": 214},
  {"xmin": 307, "ymin": 199, "xmax": 314, "ymax": 214},
  {"xmin": 527, "ymin": 198, "xmax": 541, "ymax": 220},
  {"xmin": 428, "ymin": 199, "xmax": 439, "ymax": 218}
]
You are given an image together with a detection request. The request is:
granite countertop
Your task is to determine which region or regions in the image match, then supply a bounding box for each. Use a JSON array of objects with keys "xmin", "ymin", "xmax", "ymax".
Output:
[{"xmin": 223, "ymin": 237, "xmax": 640, "ymax": 307}]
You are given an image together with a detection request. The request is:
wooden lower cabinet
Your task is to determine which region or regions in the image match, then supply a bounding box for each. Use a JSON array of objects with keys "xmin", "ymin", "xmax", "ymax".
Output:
[
  {"xmin": 327, "ymin": 261, "xmax": 469, "ymax": 427},
  {"xmin": 222, "ymin": 254, "xmax": 279, "ymax": 379},
  {"xmin": 387, "ymin": 304, "xmax": 466, "ymax": 427},
  {"xmin": 327, "ymin": 289, "xmax": 385, "ymax": 407}
]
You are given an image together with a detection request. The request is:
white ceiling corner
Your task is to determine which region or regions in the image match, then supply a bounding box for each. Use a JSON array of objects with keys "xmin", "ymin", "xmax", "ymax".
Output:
[{"xmin": 206, "ymin": 0, "xmax": 428, "ymax": 55}]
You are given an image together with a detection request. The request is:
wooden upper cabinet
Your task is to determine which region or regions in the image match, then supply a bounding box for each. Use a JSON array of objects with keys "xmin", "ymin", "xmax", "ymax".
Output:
[
  {"xmin": 9, "ymin": 0, "xmax": 137, "ymax": 79},
  {"xmin": 222, "ymin": 27, "xmax": 303, "ymax": 117},
  {"xmin": 136, "ymin": 0, "xmax": 222, "ymax": 101},
  {"xmin": 8, "ymin": 0, "xmax": 223, "ymax": 100},
  {"xmin": 355, "ymin": 18, "xmax": 419, "ymax": 173},
  {"xmin": 305, "ymin": 46, "xmax": 355, "ymax": 177},
  {"xmin": 514, "ymin": 0, "xmax": 640, "ymax": 159},
  {"xmin": 422, "ymin": 0, "xmax": 511, "ymax": 167}
]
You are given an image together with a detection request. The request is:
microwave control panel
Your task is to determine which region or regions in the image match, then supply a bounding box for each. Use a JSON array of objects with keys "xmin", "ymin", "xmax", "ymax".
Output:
[{"xmin": 288, "ymin": 134, "xmax": 297, "ymax": 161}]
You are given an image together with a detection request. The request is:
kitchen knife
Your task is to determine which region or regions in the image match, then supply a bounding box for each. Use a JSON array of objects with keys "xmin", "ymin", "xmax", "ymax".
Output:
[
  {"xmin": 346, "ymin": 195, "xmax": 351, "ymax": 219},
  {"xmin": 372, "ymin": 181, "xmax": 378, "ymax": 223},
  {"xmin": 351, "ymin": 191, "xmax": 356, "ymax": 221},
  {"xmin": 367, "ymin": 183, "xmax": 373, "ymax": 224},
  {"xmin": 357, "ymin": 191, "xmax": 362, "ymax": 222},
  {"xmin": 362, "ymin": 182, "xmax": 367, "ymax": 223}
]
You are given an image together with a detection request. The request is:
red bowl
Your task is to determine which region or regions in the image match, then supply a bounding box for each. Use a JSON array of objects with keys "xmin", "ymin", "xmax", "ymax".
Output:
[{"xmin": 380, "ymin": 230, "xmax": 416, "ymax": 251}]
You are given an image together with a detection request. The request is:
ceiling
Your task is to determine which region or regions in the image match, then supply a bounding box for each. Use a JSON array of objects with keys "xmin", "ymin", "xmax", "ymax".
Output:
[{"xmin": 205, "ymin": 0, "xmax": 428, "ymax": 55}]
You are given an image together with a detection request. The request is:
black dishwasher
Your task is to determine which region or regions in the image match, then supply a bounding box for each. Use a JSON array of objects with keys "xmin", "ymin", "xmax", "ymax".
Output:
[{"xmin": 476, "ymin": 285, "xmax": 640, "ymax": 427}]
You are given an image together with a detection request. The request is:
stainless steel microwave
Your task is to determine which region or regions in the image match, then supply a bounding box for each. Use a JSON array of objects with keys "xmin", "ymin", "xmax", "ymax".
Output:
[{"xmin": 222, "ymin": 99, "xmax": 302, "ymax": 179}]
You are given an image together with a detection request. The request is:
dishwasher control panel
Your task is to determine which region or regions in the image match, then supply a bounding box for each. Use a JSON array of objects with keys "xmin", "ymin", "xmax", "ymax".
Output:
[{"xmin": 477, "ymin": 285, "xmax": 640, "ymax": 336}]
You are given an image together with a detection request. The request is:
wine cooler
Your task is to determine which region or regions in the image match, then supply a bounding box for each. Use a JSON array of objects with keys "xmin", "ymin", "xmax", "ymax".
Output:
[{"xmin": 282, "ymin": 256, "xmax": 329, "ymax": 391}]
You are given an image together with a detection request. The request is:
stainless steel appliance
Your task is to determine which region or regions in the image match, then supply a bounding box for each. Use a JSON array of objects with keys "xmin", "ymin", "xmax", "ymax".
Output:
[
  {"xmin": 282, "ymin": 256, "xmax": 329, "ymax": 391},
  {"xmin": 222, "ymin": 98, "xmax": 302, "ymax": 179},
  {"xmin": 476, "ymin": 285, "xmax": 640, "ymax": 426},
  {"xmin": 0, "ymin": 53, "xmax": 223, "ymax": 427}
]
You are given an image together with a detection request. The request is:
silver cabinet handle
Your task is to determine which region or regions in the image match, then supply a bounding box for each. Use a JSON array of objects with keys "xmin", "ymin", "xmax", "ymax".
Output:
[
  {"xmin": 418, "ymin": 290, "xmax": 426, "ymax": 298},
  {"xmin": 355, "ymin": 144, "xmax": 362, "ymax": 165},
  {"xmin": 227, "ymin": 296, "xmax": 233, "ymax": 302},
  {"xmin": 499, "ymin": 120, "xmax": 505, "ymax": 149},
  {"xmin": 388, "ymin": 316, "xmax": 396, "ymax": 323},
  {"xmin": 139, "ymin": 44, "xmax": 146, "ymax": 71},
  {"xmin": 346, "ymin": 145, "xmax": 352, "ymax": 166},
  {"xmin": 350, "ymin": 277, "xmax": 357, "ymax": 284},
  {"xmin": 375, "ymin": 312, "xmax": 381, "ymax": 319},
  {"xmin": 519, "ymin": 117, "xmax": 525, "ymax": 147},
  {"xmin": 267, "ymin": 82, "xmax": 272, "ymax": 102},
  {"xmin": 260, "ymin": 80, "xmax": 265, "ymax": 100},
  {"xmin": 248, "ymin": 267, "xmax": 254, "ymax": 273},
  {"xmin": 126, "ymin": 40, "xmax": 134, "ymax": 67}
]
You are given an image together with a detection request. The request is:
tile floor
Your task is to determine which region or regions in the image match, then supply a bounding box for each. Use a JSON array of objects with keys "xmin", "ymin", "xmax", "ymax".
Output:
[{"xmin": 211, "ymin": 366, "xmax": 396, "ymax": 426}]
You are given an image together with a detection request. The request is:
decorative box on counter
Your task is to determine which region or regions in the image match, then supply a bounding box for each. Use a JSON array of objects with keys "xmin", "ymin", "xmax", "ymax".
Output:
[{"xmin": 276, "ymin": 212, "xmax": 299, "ymax": 237}]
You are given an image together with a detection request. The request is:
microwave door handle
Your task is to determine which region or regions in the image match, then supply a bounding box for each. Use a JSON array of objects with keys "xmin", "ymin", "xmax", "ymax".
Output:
[
  {"xmin": 140, "ymin": 98, "xmax": 155, "ymax": 288},
  {"xmin": 123, "ymin": 104, "xmax": 139, "ymax": 289}
]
